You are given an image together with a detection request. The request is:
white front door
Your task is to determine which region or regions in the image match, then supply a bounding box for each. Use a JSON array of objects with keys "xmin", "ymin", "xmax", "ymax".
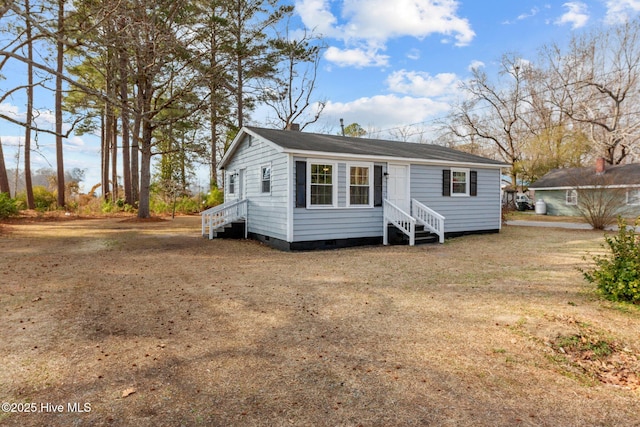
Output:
[{"xmin": 387, "ymin": 164, "xmax": 410, "ymax": 212}]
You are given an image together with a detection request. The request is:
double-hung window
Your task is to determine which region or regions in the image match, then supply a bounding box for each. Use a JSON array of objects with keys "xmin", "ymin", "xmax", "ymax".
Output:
[
  {"xmin": 566, "ymin": 189, "xmax": 578, "ymax": 205},
  {"xmin": 348, "ymin": 163, "xmax": 373, "ymax": 207},
  {"xmin": 261, "ymin": 164, "xmax": 271, "ymax": 194},
  {"xmin": 451, "ymin": 168, "xmax": 470, "ymax": 196},
  {"xmin": 309, "ymin": 162, "xmax": 336, "ymax": 207}
]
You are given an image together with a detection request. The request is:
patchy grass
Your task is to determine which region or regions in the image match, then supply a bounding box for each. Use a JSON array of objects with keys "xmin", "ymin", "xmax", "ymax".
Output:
[{"xmin": 0, "ymin": 217, "xmax": 639, "ymax": 426}]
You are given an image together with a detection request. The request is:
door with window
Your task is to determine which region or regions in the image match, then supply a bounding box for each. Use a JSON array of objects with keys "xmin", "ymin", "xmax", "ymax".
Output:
[{"xmin": 387, "ymin": 164, "xmax": 410, "ymax": 212}]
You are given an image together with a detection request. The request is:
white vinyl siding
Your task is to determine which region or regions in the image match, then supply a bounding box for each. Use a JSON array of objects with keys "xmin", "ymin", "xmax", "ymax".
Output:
[
  {"xmin": 224, "ymin": 135, "xmax": 288, "ymax": 240},
  {"xmin": 411, "ymin": 166, "xmax": 501, "ymax": 233}
]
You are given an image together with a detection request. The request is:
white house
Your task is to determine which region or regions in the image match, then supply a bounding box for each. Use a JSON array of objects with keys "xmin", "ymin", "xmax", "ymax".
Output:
[{"xmin": 201, "ymin": 126, "xmax": 507, "ymax": 250}]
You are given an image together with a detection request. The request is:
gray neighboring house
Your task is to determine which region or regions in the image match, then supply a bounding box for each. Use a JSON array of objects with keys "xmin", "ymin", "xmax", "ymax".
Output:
[
  {"xmin": 202, "ymin": 126, "xmax": 507, "ymax": 250},
  {"xmin": 529, "ymin": 160, "xmax": 640, "ymax": 217}
]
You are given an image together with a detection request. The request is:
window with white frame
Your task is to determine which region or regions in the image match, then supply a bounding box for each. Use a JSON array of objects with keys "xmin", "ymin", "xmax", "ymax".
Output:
[
  {"xmin": 627, "ymin": 188, "xmax": 640, "ymax": 205},
  {"xmin": 261, "ymin": 164, "xmax": 271, "ymax": 193},
  {"xmin": 566, "ymin": 189, "xmax": 578, "ymax": 205},
  {"xmin": 348, "ymin": 163, "xmax": 372, "ymax": 207},
  {"xmin": 228, "ymin": 172, "xmax": 236, "ymax": 195},
  {"xmin": 451, "ymin": 168, "xmax": 469, "ymax": 196},
  {"xmin": 309, "ymin": 162, "xmax": 335, "ymax": 206}
]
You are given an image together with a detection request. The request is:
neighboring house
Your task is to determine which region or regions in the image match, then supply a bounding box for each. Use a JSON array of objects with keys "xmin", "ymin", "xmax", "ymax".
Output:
[
  {"xmin": 202, "ymin": 126, "xmax": 507, "ymax": 250},
  {"xmin": 529, "ymin": 159, "xmax": 640, "ymax": 217}
]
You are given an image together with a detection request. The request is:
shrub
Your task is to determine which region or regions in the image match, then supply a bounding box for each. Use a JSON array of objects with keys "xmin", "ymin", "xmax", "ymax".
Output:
[
  {"xmin": 0, "ymin": 193, "xmax": 19, "ymax": 219},
  {"xmin": 16, "ymin": 186, "xmax": 57, "ymax": 211},
  {"xmin": 582, "ymin": 217, "xmax": 640, "ymax": 304},
  {"xmin": 204, "ymin": 187, "xmax": 224, "ymax": 209}
]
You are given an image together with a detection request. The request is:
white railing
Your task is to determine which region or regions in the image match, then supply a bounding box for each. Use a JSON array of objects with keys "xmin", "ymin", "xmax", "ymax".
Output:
[
  {"xmin": 412, "ymin": 199, "xmax": 445, "ymax": 243},
  {"xmin": 383, "ymin": 199, "xmax": 416, "ymax": 246},
  {"xmin": 201, "ymin": 199, "xmax": 248, "ymax": 239}
]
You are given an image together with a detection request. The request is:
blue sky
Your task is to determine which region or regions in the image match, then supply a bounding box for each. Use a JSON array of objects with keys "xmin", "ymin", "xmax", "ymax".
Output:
[{"xmin": 1, "ymin": 0, "xmax": 639, "ymax": 193}]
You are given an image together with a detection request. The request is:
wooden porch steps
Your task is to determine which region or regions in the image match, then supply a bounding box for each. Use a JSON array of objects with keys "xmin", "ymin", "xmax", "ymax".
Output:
[
  {"xmin": 387, "ymin": 224, "xmax": 439, "ymax": 245},
  {"xmin": 207, "ymin": 220, "xmax": 246, "ymax": 239}
]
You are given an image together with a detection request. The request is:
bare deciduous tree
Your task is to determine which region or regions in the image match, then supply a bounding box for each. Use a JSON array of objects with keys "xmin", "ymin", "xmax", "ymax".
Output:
[
  {"xmin": 449, "ymin": 54, "xmax": 530, "ymax": 188},
  {"xmin": 540, "ymin": 18, "xmax": 640, "ymax": 165}
]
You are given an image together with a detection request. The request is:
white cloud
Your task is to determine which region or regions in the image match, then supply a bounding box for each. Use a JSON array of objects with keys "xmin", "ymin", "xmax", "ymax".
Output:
[
  {"xmin": 605, "ymin": 0, "xmax": 640, "ymax": 25},
  {"xmin": 467, "ymin": 60, "xmax": 485, "ymax": 72},
  {"xmin": 324, "ymin": 46, "xmax": 389, "ymax": 68},
  {"xmin": 386, "ymin": 70, "xmax": 459, "ymax": 98},
  {"xmin": 406, "ymin": 48, "xmax": 421, "ymax": 60},
  {"xmin": 517, "ymin": 7, "xmax": 540, "ymax": 21},
  {"xmin": 555, "ymin": 2, "xmax": 589, "ymax": 29},
  {"xmin": 321, "ymin": 94, "xmax": 451, "ymax": 131},
  {"xmin": 295, "ymin": 0, "xmax": 475, "ymax": 68}
]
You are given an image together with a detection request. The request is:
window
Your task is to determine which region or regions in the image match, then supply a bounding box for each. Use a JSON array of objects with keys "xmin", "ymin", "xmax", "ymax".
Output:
[
  {"xmin": 261, "ymin": 164, "xmax": 271, "ymax": 193},
  {"xmin": 309, "ymin": 163, "xmax": 335, "ymax": 206},
  {"xmin": 452, "ymin": 168, "xmax": 470, "ymax": 196},
  {"xmin": 627, "ymin": 189, "xmax": 640, "ymax": 205},
  {"xmin": 348, "ymin": 164, "xmax": 372, "ymax": 207},
  {"xmin": 566, "ymin": 189, "xmax": 578, "ymax": 205},
  {"xmin": 443, "ymin": 169, "xmax": 477, "ymax": 197},
  {"xmin": 228, "ymin": 172, "xmax": 236, "ymax": 195}
]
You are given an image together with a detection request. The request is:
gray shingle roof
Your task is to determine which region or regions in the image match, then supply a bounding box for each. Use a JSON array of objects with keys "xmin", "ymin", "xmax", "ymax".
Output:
[
  {"xmin": 529, "ymin": 163, "xmax": 640, "ymax": 189},
  {"xmin": 244, "ymin": 126, "xmax": 506, "ymax": 167}
]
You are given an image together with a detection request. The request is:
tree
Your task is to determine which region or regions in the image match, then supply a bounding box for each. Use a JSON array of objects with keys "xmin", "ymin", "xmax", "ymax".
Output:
[
  {"xmin": 342, "ymin": 122, "xmax": 366, "ymax": 138},
  {"xmin": 261, "ymin": 17, "xmax": 326, "ymax": 130},
  {"xmin": 225, "ymin": 0, "xmax": 291, "ymax": 129},
  {"xmin": 54, "ymin": 0, "xmax": 65, "ymax": 207},
  {"xmin": 540, "ymin": 18, "xmax": 640, "ymax": 165},
  {"xmin": 23, "ymin": 0, "xmax": 35, "ymax": 209},
  {"xmin": 0, "ymin": 137, "xmax": 10, "ymax": 195},
  {"xmin": 450, "ymin": 54, "xmax": 530, "ymax": 189}
]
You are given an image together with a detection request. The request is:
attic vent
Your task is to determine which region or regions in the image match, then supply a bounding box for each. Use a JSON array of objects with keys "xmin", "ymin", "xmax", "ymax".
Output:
[{"xmin": 286, "ymin": 123, "xmax": 300, "ymax": 131}]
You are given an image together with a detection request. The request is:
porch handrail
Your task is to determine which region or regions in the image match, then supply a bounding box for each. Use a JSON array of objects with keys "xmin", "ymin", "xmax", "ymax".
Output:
[
  {"xmin": 383, "ymin": 199, "xmax": 416, "ymax": 246},
  {"xmin": 412, "ymin": 199, "xmax": 445, "ymax": 243},
  {"xmin": 201, "ymin": 199, "xmax": 248, "ymax": 239}
]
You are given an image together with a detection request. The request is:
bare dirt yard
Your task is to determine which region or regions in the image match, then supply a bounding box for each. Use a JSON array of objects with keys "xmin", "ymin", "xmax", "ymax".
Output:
[{"xmin": 1, "ymin": 215, "xmax": 639, "ymax": 426}]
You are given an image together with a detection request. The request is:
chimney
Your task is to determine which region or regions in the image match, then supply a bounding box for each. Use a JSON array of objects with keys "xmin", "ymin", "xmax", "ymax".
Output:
[
  {"xmin": 595, "ymin": 157, "xmax": 606, "ymax": 174},
  {"xmin": 286, "ymin": 123, "xmax": 300, "ymax": 131}
]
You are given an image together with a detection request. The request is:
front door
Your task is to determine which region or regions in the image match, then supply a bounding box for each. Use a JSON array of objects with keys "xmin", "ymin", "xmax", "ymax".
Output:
[{"xmin": 387, "ymin": 164, "xmax": 410, "ymax": 212}]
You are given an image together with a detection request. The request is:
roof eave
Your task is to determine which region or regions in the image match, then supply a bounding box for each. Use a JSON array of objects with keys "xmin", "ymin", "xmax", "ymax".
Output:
[{"xmin": 281, "ymin": 148, "xmax": 508, "ymax": 169}]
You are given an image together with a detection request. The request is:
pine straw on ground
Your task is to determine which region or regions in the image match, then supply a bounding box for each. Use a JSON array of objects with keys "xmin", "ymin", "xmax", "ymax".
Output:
[{"xmin": 0, "ymin": 216, "xmax": 639, "ymax": 427}]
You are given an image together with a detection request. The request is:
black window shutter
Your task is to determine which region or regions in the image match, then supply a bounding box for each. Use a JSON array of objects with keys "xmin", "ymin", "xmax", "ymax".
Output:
[
  {"xmin": 442, "ymin": 169, "xmax": 451, "ymax": 197},
  {"xmin": 374, "ymin": 165, "xmax": 383, "ymax": 206},
  {"xmin": 470, "ymin": 171, "xmax": 478, "ymax": 196},
  {"xmin": 295, "ymin": 161, "xmax": 306, "ymax": 207}
]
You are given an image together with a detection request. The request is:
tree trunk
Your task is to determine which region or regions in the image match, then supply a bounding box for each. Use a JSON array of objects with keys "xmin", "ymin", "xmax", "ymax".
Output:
[
  {"xmin": 131, "ymin": 89, "xmax": 142, "ymax": 205},
  {"xmin": 24, "ymin": 0, "xmax": 34, "ymax": 209},
  {"xmin": 101, "ymin": 106, "xmax": 110, "ymax": 200},
  {"xmin": 55, "ymin": 0, "xmax": 65, "ymax": 208},
  {"xmin": 118, "ymin": 41, "xmax": 132, "ymax": 205},
  {"xmin": 138, "ymin": 125, "xmax": 152, "ymax": 218},
  {"xmin": 0, "ymin": 138, "xmax": 10, "ymax": 196}
]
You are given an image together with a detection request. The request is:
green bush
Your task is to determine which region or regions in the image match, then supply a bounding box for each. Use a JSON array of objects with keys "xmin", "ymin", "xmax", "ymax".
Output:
[
  {"xmin": 16, "ymin": 186, "xmax": 57, "ymax": 211},
  {"xmin": 204, "ymin": 187, "xmax": 224, "ymax": 209},
  {"xmin": 583, "ymin": 217, "xmax": 640, "ymax": 304},
  {"xmin": 0, "ymin": 193, "xmax": 19, "ymax": 219}
]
